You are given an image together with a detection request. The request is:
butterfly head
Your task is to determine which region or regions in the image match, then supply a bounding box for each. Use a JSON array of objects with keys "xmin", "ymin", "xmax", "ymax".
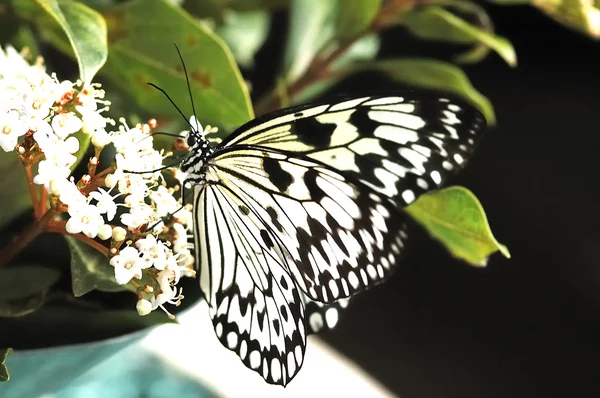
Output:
[{"xmin": 180, "ymin": 126, "xmax": 214, "ymax": 177}]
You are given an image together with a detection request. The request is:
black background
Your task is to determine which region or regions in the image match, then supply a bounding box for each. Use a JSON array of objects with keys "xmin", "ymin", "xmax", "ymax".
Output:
[{"xmin": 257, "ymin": 6, "xmax": 600, "ymax": 398}]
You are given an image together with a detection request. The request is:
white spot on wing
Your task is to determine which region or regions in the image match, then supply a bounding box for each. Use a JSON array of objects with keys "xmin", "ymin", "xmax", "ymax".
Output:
[
  {"xmin": 373, "ymin": 125, "xmax": 419, "ymax": 144},
  {"xmin": 364, "ymin": 96, "xmax": 404, "ymax": 106},
  {"xmin": 249, "ymin": 350, "xmax": 261, "ymax": 369},
  {"xmin": 325, "ymin": 307, "xmax": 339, "ymax": 328},
  {"xmin": 329, "ymin": 97, "xmax": 369, "ymax": 111},
  {"xmin": 369, "ymin": 110, "xmax": 426, "ymax": 130}
]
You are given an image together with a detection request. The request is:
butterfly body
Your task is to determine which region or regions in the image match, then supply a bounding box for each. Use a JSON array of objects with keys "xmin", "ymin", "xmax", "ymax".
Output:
[{"xmin": 181, "ymin": 92, "xmax": 486, "ymax": 385}]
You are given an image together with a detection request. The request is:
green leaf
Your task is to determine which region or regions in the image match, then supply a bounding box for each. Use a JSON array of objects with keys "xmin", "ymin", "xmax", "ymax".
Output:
[
  {"xmin": 0, "ymin": 153, "xmax": 31, "ymax": 230},
  {"xmin": 0, "ymin": 265, "xmax": 60, "ymax": 301},
  {"xmin": 334, "ymin": 0, "xmax": 382, "ymax": 39},
  {"xmin": 101, "ymin": 0, "xmax": 253, "ymax": 130},
  {"xmin": 406, "ymin": 186, "xmax": 510, "ymax": 266},
  {"xmin": 530, "ymin": 0, "xmax": 600, "ymax": 39},
  {"xmin": 282, "ymin": 0, "xmax": 337, "ymax": 82},
  {"xmin": 215, "ymin": 10, "xmax": 270, "ymax": 68},
  {"xmin": 0, "ymin": 305, "xmax": 174, "ymax": 349},
  {"xmin": 0, "ymin": 348, "xmax": 12, "ymax": 382},
  {"xmin": 35, "ymin": 0, "xmax": 108, "ymax": 84},
  {"xmin": 358, "ymin": 58, "xmax": 495, "ymax": 125},
  {"xmin": 402, "ymin": 7, "xmax": 517, "ymax": 67},
  {"xmin": 64, "ymin": 236, "xmax": 129, "ymax": 297}
]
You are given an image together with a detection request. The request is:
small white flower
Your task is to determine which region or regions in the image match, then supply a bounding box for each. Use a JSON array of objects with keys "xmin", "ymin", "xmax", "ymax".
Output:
[
  {"xmin": 120, "ymin": 201, "xmax": 153, "ymax": 231},
  {"xmin": 149, "ymin": 185, "xmax": 180, "ymax": 218},
  {"xmin": 33, "ymin": 160, "xmax": 71, "ymax": 189},
  {"xmin": 0, "ymin": 109, "xmax": 28, "ymax": 152},
  {"xmin": 49, "ymin": 178, "xmax": 86, "ymax": 207},
  {"xmin": 97, "ymin": 224, "xmax": 113, "ymax": 241},
  {"xmin": 51, "ymin": 112, "xmax": 83, "ymax": 140},
  {"xmin": 112, "ymin": 226, "xmax": 127, "ymax": 242},
  {"xmin": 65, "ymin": 203, "xmax": 104, "ymax": 238},
  {"xmin": 89, "ymin": 187, "xmax": 119, "ymax": 221},
  {"xmin": 136, "ymin": 298, "xmax": 153, "ymax": 316},
  {"xmin": 91, "ymin": 128, "xmax": 111, "ymax": 148},
  {"xmin": 109, "ymin": 246, "xmax": 147, "ymax": 285}
]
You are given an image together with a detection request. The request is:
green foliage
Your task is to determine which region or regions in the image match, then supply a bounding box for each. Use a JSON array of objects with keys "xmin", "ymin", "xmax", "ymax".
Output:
[
  {"xmin": 0, "ymin": 265, "xmax": 60, "ymax": 317},
  {"xmin": 360, "ymin": 58, "xmax": 495, "ymax": 125},
  {"xmin": 0, "ymin": 348, "xmax": 12, "ymax": 382},
  {"xmin": 402, "ymin": 7, "xmax": 517, "ymax": 67},
  {"xmin": 101, "ymin": 0, "xmax": 253, "ymax": 130},
  {"xmin": 0, "ymin": 153, "xmax": 30, "ymax": 230},
  {"xmin": 406, "ymin": 187, "xmax": 510, "ymax": 266},
  {"xmin": 64, "ymin": 237, "xmax": 130, "ymax": 297},
  {"xmin": 334, "ymin": 0, "xmax": 382, "ymax": 39},
  {"xmin": 28, "ymin": 0, "xmax": 107, "ymax": 84}
]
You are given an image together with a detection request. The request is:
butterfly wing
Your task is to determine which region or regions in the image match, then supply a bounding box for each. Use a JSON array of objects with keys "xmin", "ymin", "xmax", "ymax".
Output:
[
  {"xmin": 194, "ymin": 92, "xmax": 486, "ymax": 385},
  {"xmin": 222, "ymin": 93, "xmax": 485, "ymax": 208}
]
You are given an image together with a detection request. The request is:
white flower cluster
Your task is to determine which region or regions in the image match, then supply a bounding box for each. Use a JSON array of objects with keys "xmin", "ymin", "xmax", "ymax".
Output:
[{"xmin": 0, "ymin": 45, "xmax": 195, "ymax": 318}]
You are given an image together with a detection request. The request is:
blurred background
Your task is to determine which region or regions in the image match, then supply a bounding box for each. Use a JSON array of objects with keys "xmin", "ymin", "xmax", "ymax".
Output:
[
  {"xmin": 2, "ymin": 2, "xmax": 600, "ymax": 397},
  {"xmin": 275, "ymin": 6, "xmax": 600, "ymax": 398}
]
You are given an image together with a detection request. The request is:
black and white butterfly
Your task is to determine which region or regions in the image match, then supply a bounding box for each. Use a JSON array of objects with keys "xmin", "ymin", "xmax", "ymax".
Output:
[{"xmin": 178, "ymin": 92, "xmax": 486, "ymax": 386}]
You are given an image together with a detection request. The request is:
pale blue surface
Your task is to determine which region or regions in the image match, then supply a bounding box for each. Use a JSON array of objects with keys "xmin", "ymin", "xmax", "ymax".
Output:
[{"xmin": 2, "ymin": 327, "xmax": 217, "ymax": 398}]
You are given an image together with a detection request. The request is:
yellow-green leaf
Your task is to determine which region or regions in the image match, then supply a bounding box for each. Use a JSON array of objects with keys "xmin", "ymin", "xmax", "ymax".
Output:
[
  {"xmin": 335, "ymin": 0, "xmax": 382, "ymax": 39},
  {"xmin": 406, "ymin": 186, "xmax": 510, "ymax": 266},
  {"xmin": 101, "ymin": 0, "xmax": 253, "ymax": 130},
  {"xmin": 359, "ymin": 58, "xmax": 495, "ymax": 125},
  {"xmin": 532, "ymin": 0, "xmax": 600, "ymax": 38},
  {"xmin": 35, "ymin": 0, "xmax": 108, "ymax": 84},
  {"xmin": 0, "ymin": 348, "xmax": 12, "ymax": 382},
  {"xmin": 402, "ymin": 7, "xmax": 517, "ymax": 67}
]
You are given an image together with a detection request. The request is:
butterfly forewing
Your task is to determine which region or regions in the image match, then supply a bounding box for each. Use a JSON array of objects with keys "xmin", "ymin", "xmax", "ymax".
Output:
[
  {"xmin": 191, "ymin": 92, "xmax": 486, "ymax": 385},
  {"xmin": 222, "ymin": 94, "xmax": 485, "ymax": 208}
]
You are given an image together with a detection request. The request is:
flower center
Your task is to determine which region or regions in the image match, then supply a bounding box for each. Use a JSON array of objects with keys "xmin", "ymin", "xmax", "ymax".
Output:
[{"xmin": 2, "ymin": 126, "xmax": 11, "ymax": 135}]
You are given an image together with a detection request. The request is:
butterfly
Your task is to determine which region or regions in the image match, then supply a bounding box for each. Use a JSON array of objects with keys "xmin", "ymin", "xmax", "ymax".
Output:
[{"xmin": 178, "ymin": 92, "xmax": 486, "ymax": 386}]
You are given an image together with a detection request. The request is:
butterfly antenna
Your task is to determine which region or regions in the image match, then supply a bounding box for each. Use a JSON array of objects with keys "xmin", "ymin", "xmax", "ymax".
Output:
[
  {"xmin": 147, "ymin": 82, "xmax": 196, "ymax": 134},
  {"xmin": 174, "ymin": 43, "xmax": 199, "ymax": 135}
]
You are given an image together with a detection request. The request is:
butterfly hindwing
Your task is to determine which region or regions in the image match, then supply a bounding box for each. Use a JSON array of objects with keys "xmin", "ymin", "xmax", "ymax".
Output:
[{"xmin": 195, "ymin": 184, "xmax": 306, "ymax": 385}]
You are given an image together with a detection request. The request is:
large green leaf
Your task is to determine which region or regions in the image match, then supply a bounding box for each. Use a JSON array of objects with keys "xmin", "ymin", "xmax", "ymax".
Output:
[
  {"xmin": 406, "ymin": 186, "xmax": 510, "ymax": 266},
  {"xmin": 334, "ymin": 0, "xmax": 382, "ymax": 39},
  {"xmin": 358, "ymin": 58, "xmax": 495, "ymax": 125},
  {"xmin": 101, "ymin": 0, "xmax": 253, "ymax": 130},
  {"xmin": 34, "ymin": 0, "xmax": 108, "ymax": 84},
  {"xmin": 402, "ymin": 7, "xmax": 517, "ymax": 67},
  {"xmin": 0, "ymin": 154, "xmax": 31, "ymax": 230},
  {"xmin": 64, "ymin": 236, "xmax": 129, "ymax": 297},
  {"xmin": 0, "ymin": 348, "xmax": 11, "ymax": 382}
]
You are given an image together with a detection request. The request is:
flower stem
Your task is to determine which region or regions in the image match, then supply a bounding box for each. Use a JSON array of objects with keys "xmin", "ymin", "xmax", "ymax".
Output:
[
  {"xmin": 24, "ymin": 165, "xmax": 41, "ymax": 218},
  {"xmin": 0, "ymin": 209, "xmax": 57, "ymax": 268},
  {"xmin": 253, "ymin": 0, "xmax": 412, "ymax": 116},
  {"xmin": 46, "ymin": 221, "xmax": 109, "ymax": 256}
]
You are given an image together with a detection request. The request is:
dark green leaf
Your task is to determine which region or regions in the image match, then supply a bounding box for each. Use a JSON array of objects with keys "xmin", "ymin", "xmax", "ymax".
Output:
[
  {"xmin": 0, "ymin": 153, "xmax": 31, "ymax": 230},
  {"xmin": 64, "ymin": 236, "xmax": 129, "ymax": 297},
  {"xmin": 358, "ymin": 58, "xmax": 495, "ymax": 125},
  {"xmin": 334, "ymin": 0, "xmax": 382, "ymax": 39},
  {"xmin": 34, "ymin": 0, "xmax": 108, "ymax": 84},
  {"xmin": 0, "ymin": 348, "xmax": 12, "ymax": 382},
  {"xmin": 0, "ymin": 290, "xmax": 46, "ymax": 317},
  {"xmin": 101, "ymin": 0, "xmax": 253, "ymax": 130},
  {"xmin": 215, "ymin": 10, "xmax": 269, "ymax": 68},
  {"xmin": 406, "ymin": 186, "xmax": 510, "ymax": 266},
  {"xmin": 0, "ymin": 304, "xmax": 173, "ymax": 349},
  {"xmin": 0, "ymin": 265, "xmax": 60, "ymax": 301},
  {"xmin": 402, "ymin": 7, "xmax": 517, "ymax": 67}
]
